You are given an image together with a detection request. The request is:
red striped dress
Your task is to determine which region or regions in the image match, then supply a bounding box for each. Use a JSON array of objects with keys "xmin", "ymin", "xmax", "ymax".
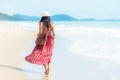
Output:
[{"xmin": 25, "ymin": 32, "xmax": 54, "ymax": 65}]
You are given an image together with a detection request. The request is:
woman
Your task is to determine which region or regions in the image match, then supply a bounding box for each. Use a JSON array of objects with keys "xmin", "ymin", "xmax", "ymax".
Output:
[{"xmin": 25, "ymin": 11, "xmax": 55, "ymax": 76}]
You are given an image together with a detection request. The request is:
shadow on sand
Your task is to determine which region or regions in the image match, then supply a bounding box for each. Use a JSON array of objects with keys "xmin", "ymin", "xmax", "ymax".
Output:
[{"xmin": 0, "ymin": 64, "xmax": 40, "ymax": 74}]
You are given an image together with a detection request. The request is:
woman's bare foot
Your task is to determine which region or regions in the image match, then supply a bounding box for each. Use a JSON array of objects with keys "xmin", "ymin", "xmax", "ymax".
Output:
[{"xmin": 42, "ymin": 75, "xmax": 49, "ymax": 80}]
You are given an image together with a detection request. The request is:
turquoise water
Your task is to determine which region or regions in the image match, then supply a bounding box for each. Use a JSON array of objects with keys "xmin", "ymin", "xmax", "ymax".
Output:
[
  {"xmin": 54, "ymin": 21, "xmax": 120, "ymax": 28},
  {"xmin": 6, "ymin": 20, "xmax": 120, "ymax": 29}
]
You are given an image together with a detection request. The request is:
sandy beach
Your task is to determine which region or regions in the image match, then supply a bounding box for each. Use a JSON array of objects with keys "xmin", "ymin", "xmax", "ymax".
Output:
[
  {"xmin": 1, "ymin": 21, "xmax": 120, "ymax": 80},
  {"xmin": 0, "ymin": 21, "xmax": 36, "ymax": 80}
]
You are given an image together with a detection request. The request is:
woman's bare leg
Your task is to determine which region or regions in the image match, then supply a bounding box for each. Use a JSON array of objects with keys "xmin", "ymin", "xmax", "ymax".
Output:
[
  {"xmin": 43, "ymin": 64, "xmax": 48, "ymax": 75},
  {"xmin": 44, "ymin": 64, "xmax": 50, "ymax": 75},
  {"xmin": 47, "ymin": 63, "xmax": 50, "ymax": 75},
  {"xmin": 42, "ymin": 64, "xmax": 51, "ymax": 80}
]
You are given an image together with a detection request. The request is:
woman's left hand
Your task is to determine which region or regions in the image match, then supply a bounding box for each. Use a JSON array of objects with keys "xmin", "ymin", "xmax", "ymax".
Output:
[{"xmin": 37, "ymin": 33, "xmax": 40, "ymax": 37}]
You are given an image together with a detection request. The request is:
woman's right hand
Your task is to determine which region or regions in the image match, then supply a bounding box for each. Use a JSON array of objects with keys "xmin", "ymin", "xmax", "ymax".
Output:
[{"xmin": 37, "ymin": 33, "xmax": 40, "ymax": 37}]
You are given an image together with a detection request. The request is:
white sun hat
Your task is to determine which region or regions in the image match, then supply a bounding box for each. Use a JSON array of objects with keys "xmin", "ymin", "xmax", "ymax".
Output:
[{"xmin": 41, "ymin": 11, "xmax": 50, "ymax": 17}]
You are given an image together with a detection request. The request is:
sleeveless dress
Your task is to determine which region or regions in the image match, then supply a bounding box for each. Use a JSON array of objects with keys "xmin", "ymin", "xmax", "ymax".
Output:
[{"xmin": 25, "ymin": 30, "xmax": 54, "ymax": 65}]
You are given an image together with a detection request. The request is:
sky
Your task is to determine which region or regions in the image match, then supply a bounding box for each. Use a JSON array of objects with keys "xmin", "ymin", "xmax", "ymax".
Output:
[{"xmin": 0, "ymin": 0, "xmax": 120, "ymax": 19}]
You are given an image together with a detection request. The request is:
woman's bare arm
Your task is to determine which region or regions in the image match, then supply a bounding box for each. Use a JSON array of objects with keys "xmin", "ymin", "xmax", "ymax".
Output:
[
  {"xmin": 51, "ymin": 23, "xmax": 55, "ymax": 38},
  {"xmin": 37, "ymin": 22, "xmax": 43, "ymax": 36}
]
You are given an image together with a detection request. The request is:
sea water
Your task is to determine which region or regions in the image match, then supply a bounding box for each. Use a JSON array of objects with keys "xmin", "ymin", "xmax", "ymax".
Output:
[
  {"xmin": 55, "ymin": 21, "xmax": 120, "ymax": 61},
  {"xmin": 15, "ymin": 21, "xmax": 120, "ymax": 80}
]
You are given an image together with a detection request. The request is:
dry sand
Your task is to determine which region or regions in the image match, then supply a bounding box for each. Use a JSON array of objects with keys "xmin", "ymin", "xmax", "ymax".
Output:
[{"xmin": 0, "ymin": 21, "xmax": 37, "ymax": 80}]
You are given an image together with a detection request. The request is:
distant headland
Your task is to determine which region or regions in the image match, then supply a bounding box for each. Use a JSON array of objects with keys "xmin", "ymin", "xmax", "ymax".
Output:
[{"xmin": 0, "ymin": 12, "xmax": 120, "ymax": 21}]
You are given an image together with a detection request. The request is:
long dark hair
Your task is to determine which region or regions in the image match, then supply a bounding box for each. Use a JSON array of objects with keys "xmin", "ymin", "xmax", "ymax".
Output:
[{"xmin": 40, "ymin": 16, "xmax": 51, "ymax": 29}]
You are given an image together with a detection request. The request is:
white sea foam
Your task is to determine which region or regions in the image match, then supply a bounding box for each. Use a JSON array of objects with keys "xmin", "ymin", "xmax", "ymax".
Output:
[{"xmin": 56, "ymin": 26, "xmax": 120, "ymax": 62}]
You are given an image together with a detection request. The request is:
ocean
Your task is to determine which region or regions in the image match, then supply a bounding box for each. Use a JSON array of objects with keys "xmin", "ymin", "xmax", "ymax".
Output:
[{"xmin": 15, "ymin": 21, "xmax": 120, "ymax": 80}]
